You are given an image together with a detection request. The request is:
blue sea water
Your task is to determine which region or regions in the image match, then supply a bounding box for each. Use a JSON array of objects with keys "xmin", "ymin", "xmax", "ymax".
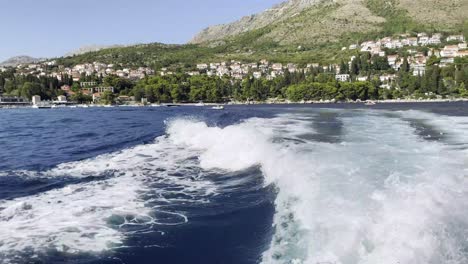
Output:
[{"xmin": 0, "ymin": 103, "xmax": 467, "ymax": 264}]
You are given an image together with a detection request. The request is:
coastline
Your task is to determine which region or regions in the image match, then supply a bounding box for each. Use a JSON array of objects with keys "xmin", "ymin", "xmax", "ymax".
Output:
[
  {"xmin": 228, "ymin": 98, "xmax": 468, "ymax": 105},
  {"xmin": 1, "ymin": 98, "xmax": 468, "ymax": 109}
]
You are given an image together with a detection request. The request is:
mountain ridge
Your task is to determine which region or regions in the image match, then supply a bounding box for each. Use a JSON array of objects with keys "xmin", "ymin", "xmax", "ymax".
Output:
[
  {"xmin": 191, "ymin": 0, "xmax": 468, "ymax": 46},
  {"xmin": 64, "ymin": 45, "xmax": 128, "ymax": 57},
  {"xmin": 190, "ymin": 0, "xmax": 324, "ymax": 44},
  {"xmin": 0, "ymin": 56, "xmax": 43, "ymax": 67}
]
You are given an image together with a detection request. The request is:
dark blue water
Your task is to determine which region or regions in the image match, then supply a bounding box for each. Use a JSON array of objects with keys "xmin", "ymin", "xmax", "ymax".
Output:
[{"xmin": 0, "ymin": 102, "xmax": 467, "ymax": 264}]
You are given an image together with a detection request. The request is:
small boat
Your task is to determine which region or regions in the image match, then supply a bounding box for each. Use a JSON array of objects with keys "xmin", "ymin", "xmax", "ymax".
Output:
[
  {"xmin": 212, "ymin": 105, "xmax": 225, "ymax": 110},
  {"xmin": 195, "ymin": 101, "xmax": 205, "ymax": 107},
  {"xmin": 365, "ymin": 101, "xmax": 376, "ymax": 106}
]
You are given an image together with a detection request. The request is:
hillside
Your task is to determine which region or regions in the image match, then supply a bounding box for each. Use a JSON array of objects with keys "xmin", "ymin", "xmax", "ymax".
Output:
[
  {"xmin": 190, "ymin": 0, "xmax": 322, "ymax": 44},
  {"xmin": 64, "ymin": 44, "xmax": 128, "ymax": 57},
  {"xmin": 55, "ymin": 0, "xmax": 468, "ymax": 67},
  {"xmin": 0, "ymin": 56, "xmax": 43, "ymax": 67},
  {"xmin": 192, "ymin": 0, "xmax": 468, "ymax": 46}
]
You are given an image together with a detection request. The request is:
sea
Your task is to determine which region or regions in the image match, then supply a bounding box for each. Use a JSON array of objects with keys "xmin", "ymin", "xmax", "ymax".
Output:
[{"xmin": 0, "ymin": 103, "xmax": 467, "ymax": 264}]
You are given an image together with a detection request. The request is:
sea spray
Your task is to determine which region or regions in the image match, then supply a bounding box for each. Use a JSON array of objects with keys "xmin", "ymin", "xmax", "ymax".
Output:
[{"xmin": 165, "ymin": 110, "xmax": 468, "ymax": 264}]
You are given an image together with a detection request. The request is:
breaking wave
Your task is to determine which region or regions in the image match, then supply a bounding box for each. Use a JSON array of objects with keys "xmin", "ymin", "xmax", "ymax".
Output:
[{"xmin": 166, "ymin": 110, "xmax": 468, "ymax": 264}]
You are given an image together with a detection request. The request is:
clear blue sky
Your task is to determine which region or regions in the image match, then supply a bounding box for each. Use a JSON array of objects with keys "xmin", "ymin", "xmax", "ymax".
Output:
[{"xmin": 0, "ymin": 0, "xmax": 282, "ymax": 62}]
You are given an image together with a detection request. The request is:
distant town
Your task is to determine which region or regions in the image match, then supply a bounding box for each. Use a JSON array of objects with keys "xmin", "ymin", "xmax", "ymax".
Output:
[{"xmin": 0, "ymin": 32, "xmax": 467, "ymax": 107}]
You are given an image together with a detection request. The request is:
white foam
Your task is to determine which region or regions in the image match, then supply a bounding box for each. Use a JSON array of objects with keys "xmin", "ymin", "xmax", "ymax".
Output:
[
  {"xmin": 0, "ymin": 136, "xmax": 218, "ymax": 262},
  {"xmin": 165, "ymin": 110, "xmax": 468, "ymax": 264}
]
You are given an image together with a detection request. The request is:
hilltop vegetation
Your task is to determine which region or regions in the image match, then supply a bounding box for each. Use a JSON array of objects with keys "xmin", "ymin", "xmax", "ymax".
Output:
[
  {"xmin": 56, "ymin": 44, "xmax": 221, "ymax": 69},
  {"xmin": 54, "ymin": 0, "xmax": 468, "ymax": 69}
]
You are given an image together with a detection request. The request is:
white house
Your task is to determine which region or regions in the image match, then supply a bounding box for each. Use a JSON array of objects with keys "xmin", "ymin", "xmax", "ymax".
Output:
[
  {"xmin": 418, "ymin": 36, "xmax": 429, "ymax": 46},
  {"xmin": 32, "ymin": 95, "xmax": 41, "ymax": 105},
  {"xmin": 196, "ymin": 64, "xmax": 208, "ymax": 70},
  {"xmin": 440, "ymin": 45, "xmax": 459, "ymax": 58},
  {"xmin": 458, "ymin": 50, "xmax": 468, "ymax": 57},
  {"xmin": 57, "ymin": 95, "xmax": 67, "ymax": 102},
  {"xmin": 379, "ymin": 74, "xmax": 397, "ymax": 82},
  {"xmin": 272, "ymin": 63, "xmax": 283, "ymax": 71},
  {"xmin": 428, "ymin": 35, "xmax": 441, "ymax": 45},
  {"xmin": 253, "ymin": 72, "xmax": 262, "ymax": 79},
  {"xmin": 447, "ymin": 35, "xmax": 465, "ymax": 42},
  {"xmin": 335, "ymin": 74, "xmax": 350, "ymax": 82},
  {"xmin": 387, "ymin": 55, "xmax": 399, "ymax": 67},
  {"xmin": 412, "ymin": 63, "xmax": 426, "ymax": 76}
]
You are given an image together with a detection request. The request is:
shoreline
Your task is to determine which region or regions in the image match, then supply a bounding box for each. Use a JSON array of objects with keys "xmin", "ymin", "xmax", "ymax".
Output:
[
  {"xmin": 225, "ymin": 98, "xmax": 468, "ymax": 105},
  {"xmin": 1, "ymin": 98, "xmax": 468, "ymax": 109}
]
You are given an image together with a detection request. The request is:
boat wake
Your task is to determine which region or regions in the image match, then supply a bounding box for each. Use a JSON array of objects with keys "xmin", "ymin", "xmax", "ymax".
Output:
[
  {"xmin": 0, "ymin": 134, "xmax": 218, "ymax": 263},
  {"xmin": 166, "ymin": 110, "xmax": 468, "ymax": 264},
  {"xmin": 1, "ymin": 109, "xmax": 467, "ymax": 264}
]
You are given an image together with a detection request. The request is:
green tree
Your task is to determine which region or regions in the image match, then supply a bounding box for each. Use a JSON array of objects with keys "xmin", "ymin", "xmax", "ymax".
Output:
[
  {"xmin": 101, "ymin": 91, "xmax": 115, "ymax": 105},
  {"xmin": 71, "ymin": 92, "xmax": 92, "ymax": 104},
  {"xmin": 20, "ymin": 82, "xmax": 42, "ymax": 99}
]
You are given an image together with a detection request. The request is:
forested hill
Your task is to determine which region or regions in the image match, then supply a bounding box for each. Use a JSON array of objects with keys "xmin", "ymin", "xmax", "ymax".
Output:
[{"xmin": 56, "ymin": 0, "xmax": 468, "ymax": 68}]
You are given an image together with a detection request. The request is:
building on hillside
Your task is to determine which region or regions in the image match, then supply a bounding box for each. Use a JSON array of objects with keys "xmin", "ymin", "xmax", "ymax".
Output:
[
  {"xmin": 412, "ymin": 63, "xmax": 426, "ymax": 76},
  {"xmin": 447, "ymin": 35, "xmax": 465, "ymax": 42},
  {"xmin": 440, "ymin": 45, "xmax": 459, "ymax": 57},
  {"xmin": 95, "ymin": 87, "xmax": 114, "ymax": 93},
  {"xmin": 71, "ymin": 72, "xmax": 81, "ymax": 82},
  {"xmin": 61, "ymin": 85, "xmax": 71, "ymax": 91},
  {"xmin": 82, "ymin": 87, "xmax": 114, "ymax": 93},
  {"xmin": 408, "ymin": 37, "xmax": 418, "ymax": 46},
  {"xmin": 80, "ymin": 82, "xmax": 97, "ymax": 87},
  {"xmin": 387, "ymin": 55, "xmax": 399, "ymax": 68},
  {"xmin": 428, "ymin": 34, "xmax": 442, "ymax": 45},
  {"xmin": 418, "ymin": 36, "xmax": 429, "ymax": 46},
  {"xmin": 92, "ymin": 93, "xmax": 102, "ymax": 103},
  {"xmin": 287, "ymin": 63, "xmax": 298, "ymax": 73},
  {"xmin": 458, "ymin": 50, "xmax": 468, "ymax": 57},
  {"xmin": 417, "ymin": 32, "xmax": 428, "ymax": 38},
  {"xmin": 379, "ymin": 74, "xmax": 397, "ymax": 82},
  {"xmin": 253, "ymin": 72, "xmax": 262, "ymax": 79},
  {"xmin": 335, "ymin": 74, "xmax": 350, "ymax": 82},
  {"xmin": 187, "ymin": 71, "xmax": 200, "ymax": 76},
  {"xmin": 271, "ymin": 63, "xmax": 283, "ymax": 71},
  {"xmin": 307, "ymin": 63, "xmax": 320, "ymax": 68},
  {"xmin": 440, "ymin": 57, "xmax": 455, "ymax": 67}
]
